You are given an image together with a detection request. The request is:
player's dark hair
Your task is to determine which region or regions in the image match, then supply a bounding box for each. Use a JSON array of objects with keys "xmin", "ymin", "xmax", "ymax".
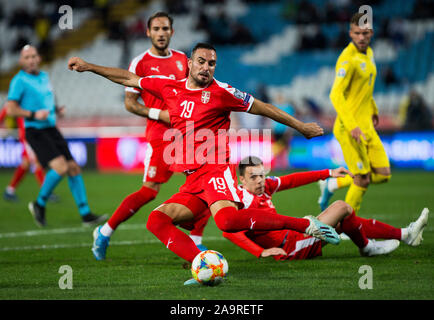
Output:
[
  {"xmin": 350, "ymin": 12, "xmax": 366, "ymax": 26},
  {"xmin": 238, "ymin": 156, "xmax": 263, "ymax": 176},
  {"xmin": 191, "ymin": 42, "xmax": 216, "ymax": 57},
  {"xmin": 147, "ymin": 11, "xmax": 173, "ymax": 29}
]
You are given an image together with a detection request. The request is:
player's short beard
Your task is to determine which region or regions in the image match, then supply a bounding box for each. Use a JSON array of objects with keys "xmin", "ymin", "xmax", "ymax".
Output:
[
  {"xmin": 192, "ymin": 73, "xmax": 212, "ymax": 87},
  {"xmin": 152, "ymin": 38, "xmax": 169, "ymax": 52}
]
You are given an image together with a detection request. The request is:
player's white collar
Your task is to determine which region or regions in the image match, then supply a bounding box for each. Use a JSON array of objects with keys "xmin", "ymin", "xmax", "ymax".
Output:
[{"xmin": 146, "ymin": 48, "xmax": 173, "ymax": 59}]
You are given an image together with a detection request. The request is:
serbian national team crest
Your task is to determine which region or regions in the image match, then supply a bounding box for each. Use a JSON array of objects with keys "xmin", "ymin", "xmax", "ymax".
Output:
[
  {"xmin": 176, "ymin": 60, "xmax": 183, "ymax": 71},
  {"xmin": 148, "ymin": 166, "xmax": 157, "ymax": 178},
  {"xmin": 201, "ymin": 91, "xmax": 211, "ymax": 104}
]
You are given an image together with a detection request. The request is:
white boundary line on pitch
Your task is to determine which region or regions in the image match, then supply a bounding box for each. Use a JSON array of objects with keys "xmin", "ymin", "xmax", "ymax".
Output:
[
  {"xmin": 0, "ymin": 236, "xmax": 224, "ymax": 252},
  {"xmin": 0, "ymin": 223, "xmax": 146, "ymax": 239}
]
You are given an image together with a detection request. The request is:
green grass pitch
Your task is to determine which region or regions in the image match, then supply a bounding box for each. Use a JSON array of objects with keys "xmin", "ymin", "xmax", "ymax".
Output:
[{"xmin": 0, "ymin": 169, "xmax": 433, "ymax": 300}]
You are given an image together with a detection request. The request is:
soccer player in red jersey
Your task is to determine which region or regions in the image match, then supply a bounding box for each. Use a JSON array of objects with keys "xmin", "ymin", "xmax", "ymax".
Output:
[
  {"xmin": 223, "ymin": 156, "xmax": 429, "ymax": 260},
  {"xmin": 68, "ymin": 43, "xmax": 342, "ymax": 273},
  {"xmin": 0, "ymin": 104, "xmax": 47, "ymax": 202},
  {"xmin": 92, "ymin": 12, "xmax": 211, "ymax": 259}
]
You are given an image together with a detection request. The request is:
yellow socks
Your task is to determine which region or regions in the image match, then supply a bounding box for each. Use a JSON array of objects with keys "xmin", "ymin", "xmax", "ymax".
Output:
[
  {"xmin": 371, "ymin": 173, "xmax": 391, "ymax": 184},
  {"xmin": 345, "ymin": 183, "xmax": 367, "ymax": 214},
  {"xmin": 337, "ymin": 174, "xmax": 353, "ymax": 189}
]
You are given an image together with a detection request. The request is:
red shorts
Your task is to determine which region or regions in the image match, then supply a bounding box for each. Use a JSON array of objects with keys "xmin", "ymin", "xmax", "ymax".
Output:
[
  {"xmin": 274, "ymin": 231, "xmax": 322, "ymax": 261},
  {"xmin": 143, "ymin": 139, "xmax": 173, "ymax": 183},
  {"xmin": 179, "ymin": 163, "xmax": 242, "ymax": 208}
]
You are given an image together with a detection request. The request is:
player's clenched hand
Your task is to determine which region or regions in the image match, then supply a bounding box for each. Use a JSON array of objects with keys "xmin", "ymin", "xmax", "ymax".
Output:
[
  {"xmin": 68, "ymin": 57, "xmax": 89, "ymax": 72},
  {"xmin": 260, "ymin": 247, "xmax": 287, "ymax": 258},
  {"xmin": 331, "ymin": 167, "xmax": 354, "ymax": 179},
  {"xmin": 300, "ymin": 122, "xmax": 324, "ymax": 139},
  {"xmin": 351, "ymin": 127, "xmax": 366, "ymax": 144}
]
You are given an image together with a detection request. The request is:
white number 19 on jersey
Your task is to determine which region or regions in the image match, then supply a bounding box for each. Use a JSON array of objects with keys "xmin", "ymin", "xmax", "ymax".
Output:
[{"xmin": 180, "ymin": 100, "xmax": 195, "ymax": 118}]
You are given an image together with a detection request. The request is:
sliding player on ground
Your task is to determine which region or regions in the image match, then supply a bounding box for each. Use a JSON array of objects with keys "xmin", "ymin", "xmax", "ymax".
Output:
[{"xmin": 225, "ymin": 156, "xmax": 428, "ymax": 261}]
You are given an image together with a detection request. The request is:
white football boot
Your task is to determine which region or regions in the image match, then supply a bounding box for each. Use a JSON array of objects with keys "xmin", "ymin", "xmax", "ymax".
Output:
[
  {"xmin": 360, "ymin": 239, "xmax": 400, "ymax": 257},
  {"xmin": 403, "ymin": 208, "xmax": 429, "ymax": 246}
]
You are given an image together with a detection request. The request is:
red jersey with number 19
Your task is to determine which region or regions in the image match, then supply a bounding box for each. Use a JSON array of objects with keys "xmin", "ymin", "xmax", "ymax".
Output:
[
  {"xmin": 126, "ymin": 49, "xmax": 188, "ymax": 141},
  {"xmin": 137, "ymin": 76, "xmax": 254, "ymax": 172}
]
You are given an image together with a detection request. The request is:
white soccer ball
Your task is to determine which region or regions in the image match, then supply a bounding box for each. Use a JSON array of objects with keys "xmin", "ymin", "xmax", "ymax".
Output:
[{"xmin": 191, "ymin": 250, "xmax": 229, "ymax": 286}]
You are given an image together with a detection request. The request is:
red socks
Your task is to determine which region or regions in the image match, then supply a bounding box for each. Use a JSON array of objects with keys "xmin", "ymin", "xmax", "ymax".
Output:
[
  {"xmin": 214, "ymin": 207, "xmax": 309, "ymax": 233},
  {"xmin": 340, "ymin": 210, "xmax": 369, "ymax": 248},
  {"xmin": 179, "ymin": 209, "xmax": 212, "ymax": 236},
  {"xmin": 34, "ymin": 166, "xmax": 45, "ymax": 186},
  {"xmin": 9, "ymin": 165, "xmax": 27, "ymax": 189},
  {"xmin": 147, "ymin": 210, "xmax": 200, "ymax": 263},
  {"xmin": 356, "ymin": 217, "xmax": 401, "ymax": 240},
  {"xmin": 107, "ymin": 186, "xmax": 158, "ymax": 230}
]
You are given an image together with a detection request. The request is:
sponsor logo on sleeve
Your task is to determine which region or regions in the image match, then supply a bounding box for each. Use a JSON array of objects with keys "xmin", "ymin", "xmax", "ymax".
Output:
[{"xmin": 242, "ymin": 93, "xmax": 252, "ymax": 106}]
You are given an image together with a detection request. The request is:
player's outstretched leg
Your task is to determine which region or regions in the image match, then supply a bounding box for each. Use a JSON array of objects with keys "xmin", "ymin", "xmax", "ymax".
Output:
[
  {"xmin": 335, "ymin": 204, "xmax": 400, "ymax": 256},
  {"xmin": 91, "ymin": 186, "xmax": 158, "ymax": 260},
  {"xmin": 147, "ymin": 209, "xmax": 201, "ymax": 263},
  {"xmin": 213, "ymin": 206, "xmax": 341, "ymax": 245},
  {"xmin": 402, "ymin": 208, "xmax": 429, "ymax": 246}
]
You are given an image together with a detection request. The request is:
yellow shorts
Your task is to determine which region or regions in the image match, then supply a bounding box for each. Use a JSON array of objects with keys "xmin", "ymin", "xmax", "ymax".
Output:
[{"xmin": 333, "ymin": 125, "xmax": 390, "ymax": 176}]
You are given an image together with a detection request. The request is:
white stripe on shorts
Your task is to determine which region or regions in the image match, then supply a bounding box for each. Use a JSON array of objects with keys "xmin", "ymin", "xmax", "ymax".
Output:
[
  {"xmin": 143, "ymin": 142, "xmax": 153, "ymax": 182},
  {"xmin": 223, "ymin": 167, "xmax": 240, "ymax": 203},
  {"xmin": 287, "ymin": 237, "xmax": 320, "ymax": 257}
]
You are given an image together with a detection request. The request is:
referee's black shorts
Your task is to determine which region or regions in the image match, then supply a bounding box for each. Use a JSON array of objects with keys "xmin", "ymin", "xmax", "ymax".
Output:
[{"xmin": 25, "ymin": 126, "xmax": 74, "ymax": 168}]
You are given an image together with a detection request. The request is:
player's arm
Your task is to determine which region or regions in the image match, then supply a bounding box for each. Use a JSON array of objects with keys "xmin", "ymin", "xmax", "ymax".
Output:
[
  {"xmin": 276, "ymin": 167, "xmax": 353, "ymax": 192},
  {"xmin": 68, "ymin": 57, "xmax": 141, "ymax": 89},
  {"xmin": 249, "ymin": 98, "xmax": 323, "ymax": 139},
  {"xmin": 124, "ymin": 91, "xmax": 170, "ymax": 125},
  {"xmin": 5, "ymin": 100, "xmax": 48, "ymax": 120},
  {"xmin": 330, "ymin": 58, "xmax": 366, "ymax": 143},
  {"xmin": 222, "ymin": 231, "xmax": 286, "ymax": 258}
]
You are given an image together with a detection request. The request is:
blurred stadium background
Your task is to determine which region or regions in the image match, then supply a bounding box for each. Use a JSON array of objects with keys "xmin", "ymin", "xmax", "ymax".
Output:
[{"xmin": 0, "ymin": 0, "xmax": 433, "ymax": 173}]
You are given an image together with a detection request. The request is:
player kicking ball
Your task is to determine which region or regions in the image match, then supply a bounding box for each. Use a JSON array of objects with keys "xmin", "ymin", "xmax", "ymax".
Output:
[
  {"xmin": 224, "ymin": 156, "xmax": 429, "ymax": 261},
  {"xmin": 91, "ymin": 12, "xmax": 210, "ymax": 260},
  {"xmin": 68, "ymin": 43, "xmax": 343, "ymax": 283}
]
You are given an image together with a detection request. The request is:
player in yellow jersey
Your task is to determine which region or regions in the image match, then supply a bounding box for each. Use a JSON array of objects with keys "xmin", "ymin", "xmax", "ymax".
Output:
[{"xmin": 318, "ymin": 12, "xmax": 391, "ymax": 213}]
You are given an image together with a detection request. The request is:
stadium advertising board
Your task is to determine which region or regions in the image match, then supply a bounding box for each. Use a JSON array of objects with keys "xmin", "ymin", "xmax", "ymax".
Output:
[{"xmin": 1, "ymin": 132, "xmax": 433, "ymax": 171}]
